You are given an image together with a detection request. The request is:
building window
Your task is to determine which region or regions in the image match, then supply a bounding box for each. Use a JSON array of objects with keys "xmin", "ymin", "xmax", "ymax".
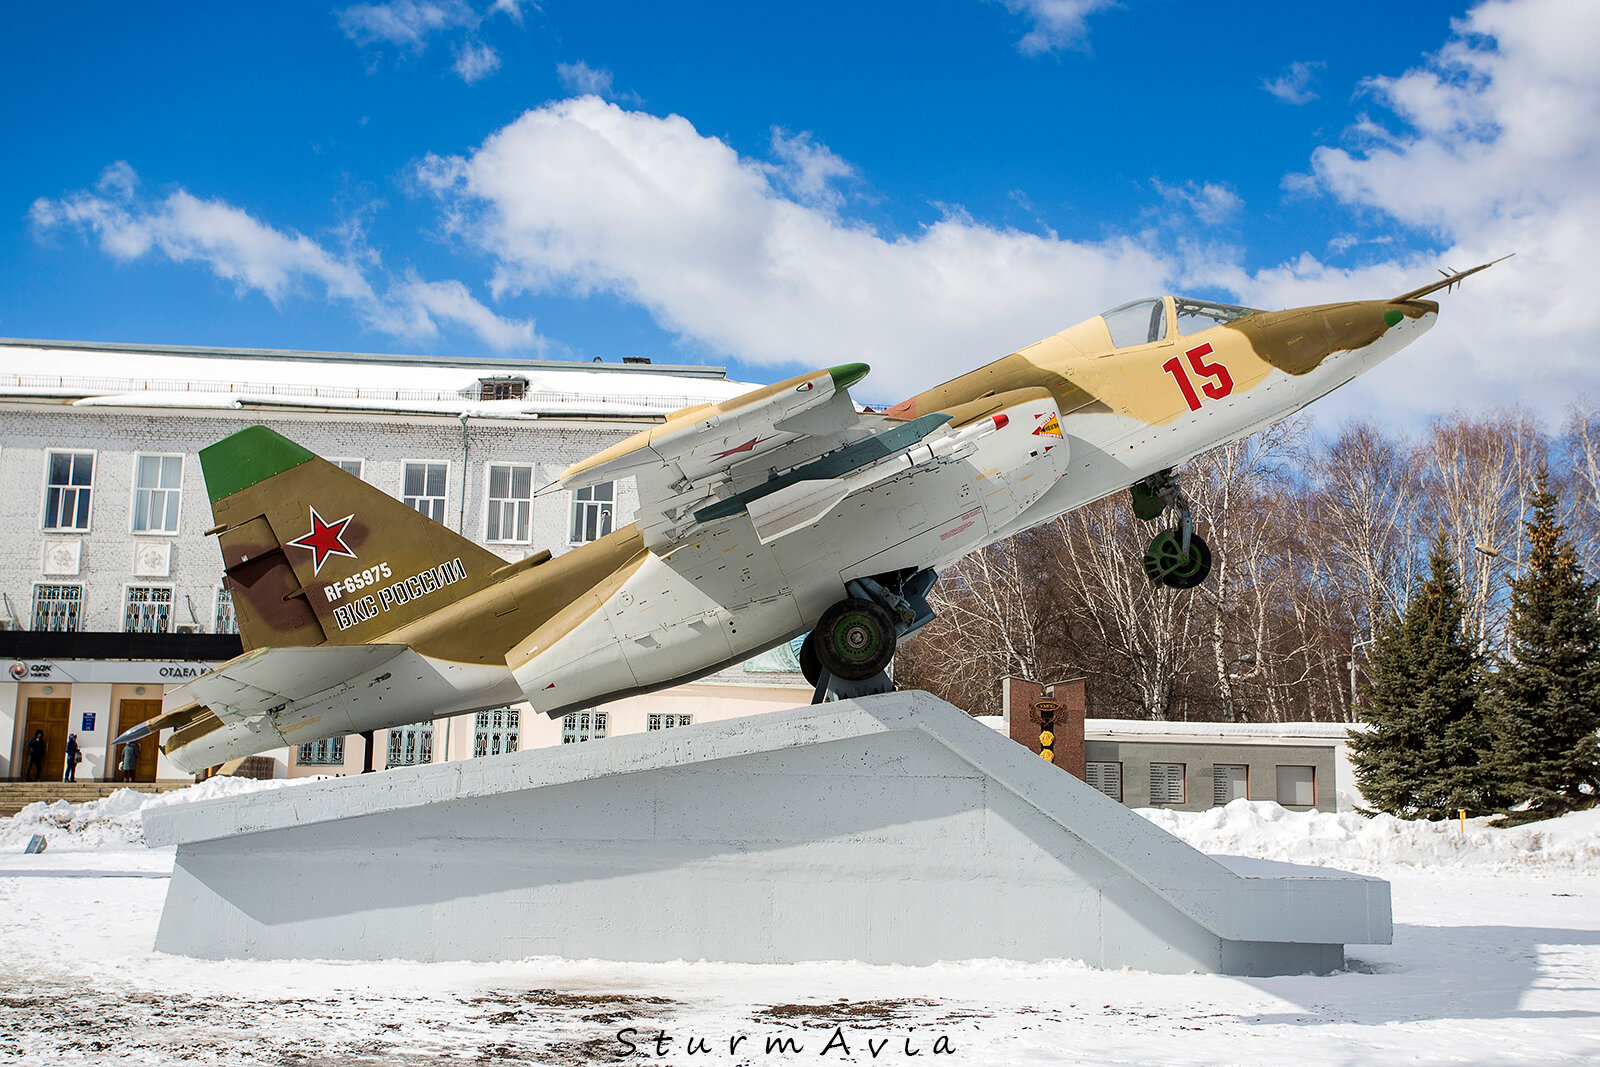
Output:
[
  {"xmin": 570, "ymin": 482, "xmax": 614, "ymax": 544},
  {"xmin": 123, "ymin": 586, "xmax": 172, "ymax": 633},
  {"xmin": 403, "ymin": 461, "xmax": 448, "ymax": 523},
  {"xmin": 478, "ymin": 376, "xmax": 527, "ymax": 400},
  {"xmin": 31, "ymin": 583, "xmax": 83, "ymax": 632},
  {"xmin": 486, "ymin": 464, "xmax": 533, "ymax": 543},
  {"xmin": 647, "ymin": 714, "xmax": 693, "ymax": 731},
  {"xmin": 1085, "ymin": 761, "xmax": 1123, "ymax": 802},
  {"xmin": 386, "ymin": 723, "xmax": 434, "ymax": 767},
  {"xmin": 1212, "ymin": 764, "xmax": 1249, "ymax": 806},
  {"xmin": 213, "ymin": 588, "xmax": 238, "ymax": 634},
  {"xmin": 43, "ymin": 451, "xmax": 94, "ymax": 531},
  {"xmin": 1149, "ymin": 762, "xmax": 1186, "ymax": 805},
  {"xmin": 132, "ymin": 454, "xmax": 182, "ymax": 534},
  {"xmin": 561, "ymin": 710, "xmax": 607, "ymax": 744},
  {"xmin": 298, "ymin": 737, "xmax": 345, "ymax": 765},
  {"xmin": 332, "ymin": 458, "xmax": 365, "ymax": 479},
  {"xmin": 1276, "ymin": 765, "xmax": 1317, "ymax": 808},
  {"xmin": 475, "ymin": 706, "xmax": 520, "ymax": 756}
]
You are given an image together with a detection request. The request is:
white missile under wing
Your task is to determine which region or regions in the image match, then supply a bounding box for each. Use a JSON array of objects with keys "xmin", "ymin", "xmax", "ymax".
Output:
[
  {"xmin": 543, "ymin": 364, "xmax": 1068, "ymax": 554},
  {"xmin": 544, "ymin": 363, "xmax": 880, "ymax": 549}
]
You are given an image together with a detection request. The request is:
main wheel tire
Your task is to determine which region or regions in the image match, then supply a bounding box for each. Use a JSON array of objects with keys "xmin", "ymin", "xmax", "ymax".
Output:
[
  {"xmin": 813, "ymin": 598, "xmax": 898, "ymax": 681},
  {"xmin": 799, "ymin": 631, "xmax": 821, "ymax": 687},
  {"xmin": 1143, "ymin": 528, "xmax": 1212, "ymax": 589}
]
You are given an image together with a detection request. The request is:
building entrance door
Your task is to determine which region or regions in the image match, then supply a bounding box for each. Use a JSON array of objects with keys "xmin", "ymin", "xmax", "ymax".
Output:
[
  {"xmin": 114, "ymin": 700, "xmax": 163, "ymax": 782},
  {"xmin": 22, "ymin": 699, "xmax": 70, "ymax": 781}
]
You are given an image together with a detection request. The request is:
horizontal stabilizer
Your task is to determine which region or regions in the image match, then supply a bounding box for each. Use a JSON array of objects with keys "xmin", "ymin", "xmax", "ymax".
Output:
[{"xmin": 171, "ymin": 643, "xmax": 410, "ymax": 724}]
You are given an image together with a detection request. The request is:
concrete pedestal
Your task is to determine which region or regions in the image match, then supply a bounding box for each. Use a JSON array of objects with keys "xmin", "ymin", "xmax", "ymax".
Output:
[{"xmin": 143, "ymin": 692, "xmax": 1390, "ymax": 975}]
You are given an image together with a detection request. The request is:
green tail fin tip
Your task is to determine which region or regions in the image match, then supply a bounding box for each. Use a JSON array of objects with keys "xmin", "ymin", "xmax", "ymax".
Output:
[{"xmin": 199, "ymin": 426, "xmax": 317, "ymax": 505}]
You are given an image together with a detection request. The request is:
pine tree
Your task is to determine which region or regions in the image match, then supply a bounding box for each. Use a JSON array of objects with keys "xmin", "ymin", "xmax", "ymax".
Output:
[
  {"xmin": 1348, "ymin": 535, "xmax": 1495, "ymax": 818},
  {"xmin": 1486, "ymin": 467, "xmax": 1600, "ymax": 819}
]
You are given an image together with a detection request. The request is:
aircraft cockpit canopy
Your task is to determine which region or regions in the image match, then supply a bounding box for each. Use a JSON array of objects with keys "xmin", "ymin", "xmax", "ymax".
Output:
[
  {"xmin": 1099, "ymin": 296, "xmax": 1259, "ymax": 347},
  {"xmin": 1100, "ymin": 298, "xmax": 1167, "ymax": 348},
  {"xmin": 1173, "ymin": 297, "xmax": 1256, "ymax": 336}
]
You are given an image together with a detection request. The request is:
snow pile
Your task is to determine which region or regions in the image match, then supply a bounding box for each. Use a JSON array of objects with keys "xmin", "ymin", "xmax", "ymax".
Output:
[
  {"xmin": 1141, "ymin": 799, "xmax": 1600, "ymax": 874},
  {"xmin": 0, "ymin": 776, "xmax": 317, "ymax": 852}
]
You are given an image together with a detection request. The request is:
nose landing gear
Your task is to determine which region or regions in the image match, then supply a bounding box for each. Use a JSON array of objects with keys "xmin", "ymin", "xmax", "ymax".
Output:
[{"xmin": 1132, "ymin": 469, "xmax": 1212, "ymax": 589}]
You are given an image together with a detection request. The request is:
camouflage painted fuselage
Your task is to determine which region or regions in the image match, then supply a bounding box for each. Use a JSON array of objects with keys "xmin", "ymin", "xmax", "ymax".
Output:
[{"xmin": 162, "ymin": 293, "xmax": 1437, "ymax": 771}]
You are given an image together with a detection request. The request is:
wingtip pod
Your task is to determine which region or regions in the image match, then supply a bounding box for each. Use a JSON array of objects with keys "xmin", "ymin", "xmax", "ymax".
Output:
[
  {"xmin": 198, "ymin": 425, "xmax": 316, "ymax": 506},
  {"xmin": 828, "ymin": 362, "xmax": 870, "ymax": 391},
  {"xmin": 1393, "ymin": 253, "xmax": 1514, "ymax": 304}
]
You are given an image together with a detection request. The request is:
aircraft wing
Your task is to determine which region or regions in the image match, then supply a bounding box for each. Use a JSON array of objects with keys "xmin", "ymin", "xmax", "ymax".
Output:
[
  {"xmin": 166, "ymin": 643, "xmax": 412, "ymax": 725},
  {"xmin": 546, "ymin": 364, "xmax": 885, "ymax": 548}
]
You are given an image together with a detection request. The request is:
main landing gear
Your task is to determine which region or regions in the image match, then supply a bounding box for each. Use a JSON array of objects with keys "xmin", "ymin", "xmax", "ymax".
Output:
[
  {"xmin": 1131, "ymin": 468, "xmax": 1212, "ymax": 590},
  {"xmin": 801, "ymin": 569, "xmax": 938, "ymax": 704}
]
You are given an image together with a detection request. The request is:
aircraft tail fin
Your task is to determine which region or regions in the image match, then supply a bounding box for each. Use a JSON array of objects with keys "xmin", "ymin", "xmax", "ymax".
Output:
[{"xmin": 199, "ymin": 426, "xmax": 505, "ymax": 650}]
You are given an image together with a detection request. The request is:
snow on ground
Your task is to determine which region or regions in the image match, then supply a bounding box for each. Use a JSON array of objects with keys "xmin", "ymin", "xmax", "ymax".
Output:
[
  {"xmin": 1, "ymin": 781, "xmax": 1597, "ymax": 1065},
  {"xmin": 0, "ymin": 775, "xmax": 320, "ymax": 852},
  {"xmin": 1140, "ymin": 798, "xmax": 1600, "ymax": 875}
]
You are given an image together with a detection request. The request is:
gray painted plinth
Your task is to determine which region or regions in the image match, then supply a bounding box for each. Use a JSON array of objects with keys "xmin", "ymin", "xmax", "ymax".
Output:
[{"xmin": 144, "ymin": 692, "xmax": 1391, "ymax": 975}]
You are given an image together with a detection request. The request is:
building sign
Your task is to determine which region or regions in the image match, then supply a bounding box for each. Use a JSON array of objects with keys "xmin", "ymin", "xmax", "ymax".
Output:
[
  {"xmin": 3, "ymin": 660, "xmax": 220, "ymax": 684},
  {"xmin": 81, "ymin": 712, "xmax": 96, "ymax": 732}
]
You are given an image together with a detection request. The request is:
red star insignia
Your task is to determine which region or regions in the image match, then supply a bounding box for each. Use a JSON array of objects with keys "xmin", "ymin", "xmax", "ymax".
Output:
[
  {"xmin": 712, "ymin": 436, "xmax": 770, "ymax": 459},
  {"xmin": 286, "ymin": 506, "xmax": 357, "ymax": 576}
]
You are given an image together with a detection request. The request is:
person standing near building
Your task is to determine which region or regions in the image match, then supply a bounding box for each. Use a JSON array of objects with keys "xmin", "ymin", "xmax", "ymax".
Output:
[
  {"xmin": 118, "ymin": 739, "xmax": 139, "ymax": 783},
  {"xmin": 24, "ymin": 730, "xmax": 46, "ymax": 781},
  {"xmin": 63, "ymin": 733, "xmax": 81, "ymax": 782}
]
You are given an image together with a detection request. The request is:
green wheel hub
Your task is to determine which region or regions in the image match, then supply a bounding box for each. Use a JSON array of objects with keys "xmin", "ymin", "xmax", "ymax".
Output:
[
  {"xmin": 1142, "ymin": 528, "xmax": 1212, "ymax": 589},
  {"xmin": 813, "ymin": 598, "xmax": 898, "ymax": 681}
]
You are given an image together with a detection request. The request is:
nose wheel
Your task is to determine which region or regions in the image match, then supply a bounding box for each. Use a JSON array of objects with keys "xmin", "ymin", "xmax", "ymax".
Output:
[
  {"xmin": 1142, "ymin": 527, "xmax": 1212, "ymax": 588},
  {"xmin": 1131, "ymin": 468, "xmax": 1213, "ymax": 589}
]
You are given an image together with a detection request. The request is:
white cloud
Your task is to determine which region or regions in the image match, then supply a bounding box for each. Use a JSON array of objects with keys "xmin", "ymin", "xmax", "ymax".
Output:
[
  {"xmin": 418, "ymin": 97, "xmax": 1169, "ymax": 400},
  {"xmin": 337, "ymin": 0, "xmax": 520, "ymax": 83},
  {"xmin": 999, "ymin": 0, "xmax": 1118, "ymax": 55},
  {"xmin": 765, "ymin": 129, "xmax": 855, "ymax": 212},
  {"xmin": 1152, "ymin": 179, "xmax": 1243, "ymax": 226},
  {"xmin": 399, "ymin": 274, "xmax": 536, "ymax": 348},
  {"xmin": 336, "ymin": 0, "xmax": 475, "ymax": 50},
  {"xmin": 31, "ymin": 163, "xmax": 537, "ymax": 352},
  {"xmin": 453, "ymin": 41, "xmax": 500, "ymax": 82},
  {"xmin": 1263, "ymin": 61, "xmax": 1324, "ymax": 105},
  {"xmin": 1234, "ymin": 0, "xmax": 1600, "ymax": 423},
  {"xmin": 555, "ymin": 61, "xmax": 614, "ymax": 97}
]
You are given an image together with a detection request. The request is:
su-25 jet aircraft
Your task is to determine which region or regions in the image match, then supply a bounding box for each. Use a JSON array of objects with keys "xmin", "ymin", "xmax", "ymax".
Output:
[{"xmin": 120, "ymin": 260, "xmax": 1505, "ymax": 772}]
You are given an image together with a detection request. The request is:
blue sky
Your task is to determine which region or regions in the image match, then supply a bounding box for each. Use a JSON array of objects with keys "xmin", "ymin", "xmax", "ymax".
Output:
[{"xmin": 4, "ymin": 1, "xmax": 1596, "ymax": 421}]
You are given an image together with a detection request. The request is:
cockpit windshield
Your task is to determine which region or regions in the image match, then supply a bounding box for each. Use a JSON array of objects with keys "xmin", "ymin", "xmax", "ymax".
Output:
[
  {"xmin": 1100, "ymin": 298, "xmax": 1167, "ymax": 348},
  {"xmin": 1174, "ymin": 297, "xmax": 1256, "ymax": 336}
]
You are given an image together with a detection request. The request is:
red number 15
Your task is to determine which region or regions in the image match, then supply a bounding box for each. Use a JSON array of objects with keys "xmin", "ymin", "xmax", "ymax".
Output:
[{"xmin": 1162, "ymin": 343, "xmax": 1235, "ymax": 412}]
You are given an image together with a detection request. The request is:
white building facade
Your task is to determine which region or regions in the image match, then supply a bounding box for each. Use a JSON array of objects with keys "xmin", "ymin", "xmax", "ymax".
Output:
[{"xmin": 0, "ymin": 338, "xmax": 809, "ymax": 782}]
